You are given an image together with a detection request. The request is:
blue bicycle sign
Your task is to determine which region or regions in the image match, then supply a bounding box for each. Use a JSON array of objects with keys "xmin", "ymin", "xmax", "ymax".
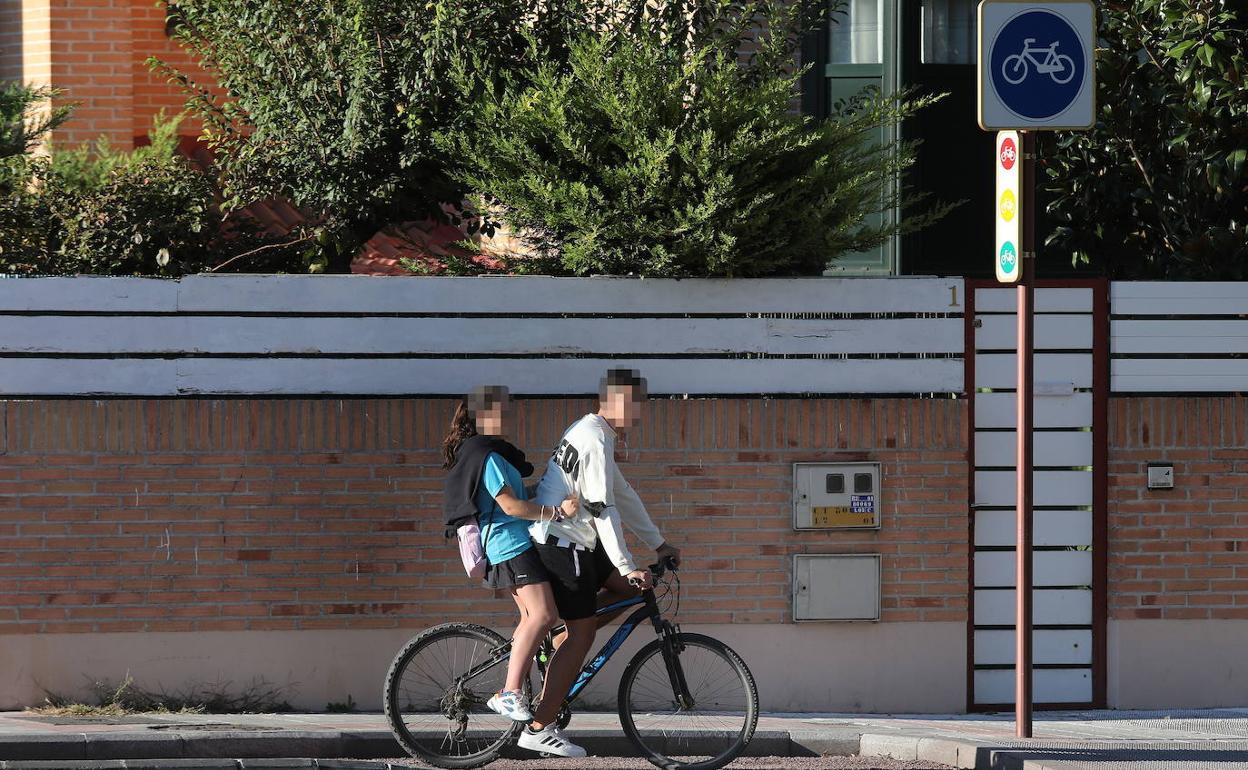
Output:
[
  {"xmin": 1001, "ymin": 38, "xmax": 1075, "ymax": 85},
  {"xmin": 978, "ymin": 1, "xmax": 1095, "ymax": 130}
]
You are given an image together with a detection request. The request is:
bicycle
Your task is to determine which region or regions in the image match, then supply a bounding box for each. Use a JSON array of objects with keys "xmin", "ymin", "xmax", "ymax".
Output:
[
  {"xmin": 1001, "ymin": 38, "xmax": 1075, "ymax": 85},
  {"xmin": 383, "ymin": 558, "xmax": 758, "ymax": 770}
]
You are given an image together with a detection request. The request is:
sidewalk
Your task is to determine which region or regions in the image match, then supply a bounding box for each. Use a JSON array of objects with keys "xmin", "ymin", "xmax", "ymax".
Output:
[{"xmin": 1, "ymin": 708, "xmax": 1247, "ymax": 769}]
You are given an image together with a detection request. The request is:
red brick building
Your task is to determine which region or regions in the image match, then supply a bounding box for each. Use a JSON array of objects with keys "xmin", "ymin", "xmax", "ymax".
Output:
[{"xmin": 0, "ymin": 0, "xmax": 200, "ymax": 148}]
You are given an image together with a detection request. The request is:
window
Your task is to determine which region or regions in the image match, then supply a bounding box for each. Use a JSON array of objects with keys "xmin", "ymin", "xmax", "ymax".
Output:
[
  {"xmin": 803, "ymin": 0, "xmax": 900, "ymax": 275},
  {"xmin": 921, "ymin": 0, "xmax": 977, "ymax": 64},
  {"xmin": 828, "ymin": 0, "xmax": 884, "ymax": 64}
]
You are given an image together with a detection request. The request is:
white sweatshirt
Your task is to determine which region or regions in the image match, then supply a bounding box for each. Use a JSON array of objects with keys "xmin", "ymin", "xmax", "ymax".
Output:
[{"xmin": 531, "ymin": 414, "xmax": 665, "ymax": 576}]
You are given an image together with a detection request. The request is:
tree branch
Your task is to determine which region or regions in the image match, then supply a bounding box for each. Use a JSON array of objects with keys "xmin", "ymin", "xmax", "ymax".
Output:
[{"xmin": 209, "ymin": 234, "xmax": 317, "ymax": 273}]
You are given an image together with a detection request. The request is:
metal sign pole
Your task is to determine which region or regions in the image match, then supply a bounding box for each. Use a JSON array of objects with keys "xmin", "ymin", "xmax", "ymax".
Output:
[
  {"xmin": 1015, "ymin": 129, "xmax": 1036, "ymax": 739},
  {"xmin": 981, "ymin": 0, "xmax": 1094, "ymax": 729}
]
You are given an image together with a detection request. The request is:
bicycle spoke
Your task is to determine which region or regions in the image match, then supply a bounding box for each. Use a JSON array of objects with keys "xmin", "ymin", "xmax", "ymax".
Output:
[
  {"xmin": 385, "ymin": 625, "xmax": 520, "ymax": 768},
  {"xmin": 621, "ymin": 635, "xmax": 757, "ymax": 770}
]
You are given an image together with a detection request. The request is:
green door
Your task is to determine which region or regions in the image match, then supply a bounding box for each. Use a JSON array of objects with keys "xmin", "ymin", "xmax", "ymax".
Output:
[{"xmin": 822, "ymin": 0, "xmax": 900, "ymax": 275}]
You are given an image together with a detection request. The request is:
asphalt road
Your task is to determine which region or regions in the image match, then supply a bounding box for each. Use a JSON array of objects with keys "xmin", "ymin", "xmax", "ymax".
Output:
[{"xmin": 381, "ymin": 758, "xmax": 954, "ymax": 770}]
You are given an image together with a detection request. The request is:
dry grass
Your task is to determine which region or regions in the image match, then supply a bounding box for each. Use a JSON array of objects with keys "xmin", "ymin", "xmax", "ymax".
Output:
[{"xmin": 29, "ymin": 673, "xmax": 294, "ymax": 715}]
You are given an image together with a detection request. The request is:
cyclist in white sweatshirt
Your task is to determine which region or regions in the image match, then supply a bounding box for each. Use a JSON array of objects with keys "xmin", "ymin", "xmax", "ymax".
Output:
[{"xmin": 515, "ymin": 368, "xmax": 680, "ymax": 757}]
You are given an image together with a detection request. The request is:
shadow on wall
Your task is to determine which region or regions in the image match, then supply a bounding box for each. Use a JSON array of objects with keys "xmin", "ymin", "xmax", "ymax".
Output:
[{"xmin": 0, "ymin": 0, "xmax": 23, "ymax": 84}]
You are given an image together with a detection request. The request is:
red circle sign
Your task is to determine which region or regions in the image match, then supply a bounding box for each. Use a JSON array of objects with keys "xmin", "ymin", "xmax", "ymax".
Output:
[{"xmin": 1000, "ymin": 137, "xmax": 1017, "ymax": 170}]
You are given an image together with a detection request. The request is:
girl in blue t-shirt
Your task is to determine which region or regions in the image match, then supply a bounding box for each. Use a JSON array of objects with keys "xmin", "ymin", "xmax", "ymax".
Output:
[{"xmin": 442, "ymin": 385, "xmax": 577, "ymax": 727}]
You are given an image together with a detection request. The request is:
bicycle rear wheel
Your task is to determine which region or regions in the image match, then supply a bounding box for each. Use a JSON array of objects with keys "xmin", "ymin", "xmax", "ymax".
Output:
[
  {"xmin": 383, "ymin": 623, "xmax": 524, "ymax": 769},
  {"xmin": 618, "ymin": 632, "xmax": 758, "ymax": 770}
]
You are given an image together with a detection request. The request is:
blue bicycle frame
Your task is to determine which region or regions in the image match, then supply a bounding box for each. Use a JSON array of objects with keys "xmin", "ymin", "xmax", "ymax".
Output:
[
  {"xmin": 564, "ymin": 594, "xmax": 650, "ymax": 700},
  {"xmin": 453, "ymin": 564, "xmax": 692, "ymax": 711}
]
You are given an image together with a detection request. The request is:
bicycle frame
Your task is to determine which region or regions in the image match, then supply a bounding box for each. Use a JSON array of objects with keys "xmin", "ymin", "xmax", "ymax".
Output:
[
  {"xmin": 564, "ymin": 593, "xmax": 651, "ymax": 702},
  {"xmin": 452, "ymin": 586, "xmax": 691, "ymax": 710}
]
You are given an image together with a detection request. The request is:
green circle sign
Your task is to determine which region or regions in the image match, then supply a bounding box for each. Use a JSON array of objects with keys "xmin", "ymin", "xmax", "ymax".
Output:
[{"xmin": 999, "ymin": 241, "xmax": 1018, "ymax": 273}]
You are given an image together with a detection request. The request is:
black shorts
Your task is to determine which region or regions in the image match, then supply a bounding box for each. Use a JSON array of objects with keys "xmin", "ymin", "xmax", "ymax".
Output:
[
  {"xmin": 534, "ymin": 542, "xmax": 600, "ymax": 620},
  {"xmin": 482, "ymin": 547, "xmax": 549, "ymax": 590},
  {"xmin": 592, "ymin": 542, "xmax": 614, "ymax": 590}
]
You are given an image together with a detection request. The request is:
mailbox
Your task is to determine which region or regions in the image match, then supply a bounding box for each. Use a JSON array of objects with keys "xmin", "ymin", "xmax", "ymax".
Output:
[{"xmin": 793, "ymin": 462, "xmax": 881, "ymax": 530}]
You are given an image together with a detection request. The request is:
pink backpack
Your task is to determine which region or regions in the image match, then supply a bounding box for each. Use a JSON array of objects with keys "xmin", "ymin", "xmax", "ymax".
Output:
[{"xmin": 456, "ymin": 520, "xmax": 488, "ymax": 580}]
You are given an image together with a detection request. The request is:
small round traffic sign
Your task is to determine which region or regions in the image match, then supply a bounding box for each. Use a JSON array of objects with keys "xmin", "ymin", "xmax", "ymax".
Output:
[
  {"xmin": 1000, "ymin": 137, "xmax": 1017, "ymax": 170},
  {"xmin": 999, "ymin": 241, "xmax": 1018, "ymax": 273},
  {"xmin": 999, "ymin": 189, "xmax": 1017, "ymax": 222}
]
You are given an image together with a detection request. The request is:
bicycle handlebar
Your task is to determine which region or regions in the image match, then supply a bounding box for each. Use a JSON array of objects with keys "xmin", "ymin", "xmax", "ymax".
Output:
[
  {"xmin": 628, "ymin": 556, "xmax": 679, "ymax": 588},
  {"xmin": 650, "ymin": 555, "xmax": 680, "ymax": 578}
]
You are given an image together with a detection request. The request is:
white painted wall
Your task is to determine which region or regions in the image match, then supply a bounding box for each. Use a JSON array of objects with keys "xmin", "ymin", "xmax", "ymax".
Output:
[
  {"xmin": 1108, "ymin": 619, "xmax": 1248, "ymax": 709},
  {"xmin": 0, "ymin": 624, "xmax": 967, "ymax": 714}
]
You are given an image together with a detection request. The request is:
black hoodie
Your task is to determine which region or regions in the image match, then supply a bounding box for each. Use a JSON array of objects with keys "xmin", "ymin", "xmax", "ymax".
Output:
[{"xmin": 442, "ymin": 435, "xmax": 534, "ymax": 532}]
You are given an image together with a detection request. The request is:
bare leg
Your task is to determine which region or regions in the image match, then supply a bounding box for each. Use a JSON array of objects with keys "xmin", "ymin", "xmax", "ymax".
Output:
[
  {"xmin": 530, "ymin": 616, "xmax": 596, "ymax": 729},
  {"xmin": 552, "ymin": 572, "xmax": 640, "ymax": 651},
  {"xmin": 505, "ymin": 582, "xmax": 558, "ymax": 693}
]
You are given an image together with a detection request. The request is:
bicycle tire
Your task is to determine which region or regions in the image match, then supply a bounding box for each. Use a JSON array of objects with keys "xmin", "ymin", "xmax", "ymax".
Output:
[
  {"xmin": 617, "ymin": 633, "xmax": 759, "ymax": 770},
  {"xmin": 383, "ymin": 622, "xmax": 524, "ymax": 770}
]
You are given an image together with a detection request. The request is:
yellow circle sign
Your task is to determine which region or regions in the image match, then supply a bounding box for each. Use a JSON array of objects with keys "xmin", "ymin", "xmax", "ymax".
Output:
[{"xmin": 999, "ymin": 189, "xmax": 1017, "ymax": 222}]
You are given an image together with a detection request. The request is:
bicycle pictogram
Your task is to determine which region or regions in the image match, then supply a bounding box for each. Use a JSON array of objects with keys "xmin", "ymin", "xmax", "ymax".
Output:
[
  {"xmin": 999, "ymin": 189, "xmax": 1017, "ymax": 222},
  {"xmin": 1001, "ymin": 38, "xmax": 1075, "ymax": 85}
]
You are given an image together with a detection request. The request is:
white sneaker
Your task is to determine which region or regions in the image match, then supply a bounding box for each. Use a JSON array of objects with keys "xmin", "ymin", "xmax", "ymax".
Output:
[
  {"xmin": 517, "ymin": 723, "xmax": 588, "ymax": 757},
  {"xmin": 486, "ymin": 690, "xmax": 533, "ymax": 722}
]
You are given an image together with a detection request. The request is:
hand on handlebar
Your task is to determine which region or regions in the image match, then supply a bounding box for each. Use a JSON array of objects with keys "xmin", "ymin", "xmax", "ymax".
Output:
[
  {"xmin": 655, "ymin": 542, "xmax": 681, "ymax": 569},
  {"xmin": 626, "ymin": 569, "xmax": 652, "ymax": 590}
]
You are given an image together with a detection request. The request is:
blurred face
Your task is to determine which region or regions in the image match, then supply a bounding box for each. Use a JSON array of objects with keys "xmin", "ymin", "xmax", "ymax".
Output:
[
  {"xmin": 474, "ymin": 393, "xmax": 513, "ymax": 437},
  {"xmin": 603, "ymin": 386, "xmax": 644, "ymax": 429}
]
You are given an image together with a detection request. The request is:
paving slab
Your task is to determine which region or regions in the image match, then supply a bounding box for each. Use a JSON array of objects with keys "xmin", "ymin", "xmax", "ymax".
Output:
[{"xmin": 2, "ymin": 708, "xmax": 1248, "ymax": 769}]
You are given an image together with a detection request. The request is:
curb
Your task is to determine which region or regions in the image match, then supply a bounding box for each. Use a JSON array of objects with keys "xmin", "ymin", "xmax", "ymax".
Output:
[
  {"xmin": 0, "ymin": 729, "xmax": 853, "ymax": 763},
  {"xmin": 0, "ymin": 732, "xmax": 402, "ymax": 763},
  {"xmin": 15, "ymin": 728, "xmax": 1235, "ymax": 768},
  {"xmin": 855, "ymin": 732, "xmax": 1248, "ymax": 770},
  {"xmin": 857, "ymin": 732, "xmax": 1060, "ymax": 770}
]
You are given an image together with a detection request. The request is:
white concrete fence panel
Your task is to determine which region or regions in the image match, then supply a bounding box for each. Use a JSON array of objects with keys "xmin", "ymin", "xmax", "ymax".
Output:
[
  {"xmin": 0, "ymin": 275, "xmax": 967, "ymax": 397},
  {"xmin": 1112, "ymin": 282, "xmax": 1248, "ymax": 392}
]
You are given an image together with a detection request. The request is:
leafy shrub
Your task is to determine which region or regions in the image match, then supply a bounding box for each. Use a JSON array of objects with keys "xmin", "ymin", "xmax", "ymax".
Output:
[
  {"xmin": 44, "ymin": 154, "xmax": 217, "ymax": 276},
  {"xmin": 0, "ymin": 83, "xmax": 73, "ymax": 164},
  {"xmin": 1, "ymin": 109, "xmax": 303, "ymax": 276},
  {"xmin": 155, "ymin": 0, "xmax": 575, "ymax": 266},
  {"xmin": 1, "ymin": 83, "xmax": 70, "ymax": 265},
  {"xmin": 1045, "ymin": 0, "xmax": 1248, "ymax": 278},
  {"xmin": 436, "ymin": 0, "xmax": 949, "ymax": 277},
  {"xmin": 1, "ymin": 114, "xmax": 217, "ymax": 275}
]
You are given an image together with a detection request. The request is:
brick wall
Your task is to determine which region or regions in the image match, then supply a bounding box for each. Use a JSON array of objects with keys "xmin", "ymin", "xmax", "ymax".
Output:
[
  {"xmin": 129, "ymin": 0, "xmax": 207, "ymax": 139},
  {"xmin": 45, "ymin": 0, "xmax": 133, "ymax": 148},
  {"xmin": 8, "ymin": 0, "xmax": 205, "ymax": 149},
  {"xmin": 1109, "ymin": 396, "xmax": 1248, "ymax": 622},
  {"xmin": 0, "ymin": 398, "xmax": 969, "ymax": 635}
]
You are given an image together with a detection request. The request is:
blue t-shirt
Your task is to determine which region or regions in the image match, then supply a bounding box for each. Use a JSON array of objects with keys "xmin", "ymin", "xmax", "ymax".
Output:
[{"xmin": 475, "ymin": 452, "xmax": 534, "ymax": 564}]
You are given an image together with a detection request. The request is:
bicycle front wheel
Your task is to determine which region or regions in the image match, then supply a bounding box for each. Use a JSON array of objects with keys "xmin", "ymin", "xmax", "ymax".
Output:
[
  {"xmin": 383, "ymin": 623, "xmax": 523, "ymax": 769},
  {"xmin": 618, "ymin": 633, "xmax": 759, "ymax": 770}
]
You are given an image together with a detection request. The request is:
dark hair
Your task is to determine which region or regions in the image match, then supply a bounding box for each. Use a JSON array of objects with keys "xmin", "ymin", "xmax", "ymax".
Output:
[
  {"xmin": 441, "ymin": 385, "xmax": 510, "ymax": 469},
  {"xmin": 599, "ymin": 367, "xmax": 647, "ymax": 402}
]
